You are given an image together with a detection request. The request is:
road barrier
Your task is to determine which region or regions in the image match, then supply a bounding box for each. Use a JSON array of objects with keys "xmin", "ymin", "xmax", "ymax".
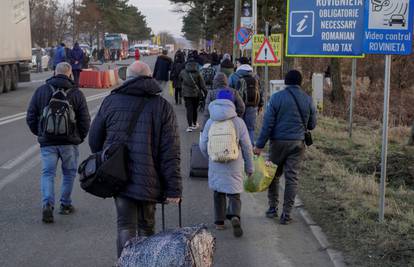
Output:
[{"xmin": 79, "ymin": 69, "xmax": 120, "ymax": 89}]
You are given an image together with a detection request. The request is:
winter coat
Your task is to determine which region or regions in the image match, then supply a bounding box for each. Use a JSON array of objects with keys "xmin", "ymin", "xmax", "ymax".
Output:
[
  {"xmin": 256, "ymin": 85, "xmax": 317, "ymax": 148},
  {"xmin": 170, "ymin": 61, "xmax": 185, "ymax": 89},
  {"xmin": 153, "ymin": 55, "xmax": 172, "ymax": 81},
  {"xmin": 26, "ymin": 75, "xmax": 91, "ymax": 147},
  {"xmin": 88, "ymin": 76, "xmax": 182, "ymax": 203},
  {"xmin": 179, "ymin": 61, "xmax": 207, "ymax": 98},
  {"xmin": 200, "ymin": 99, "xmax": 254, "ymax": 194},
  {"xmin": 53, "ymin": 46, "xmax": 66, "ymax": 67},
  {"xmin": 220, "ymin": 59, "xmax": 234, "ymax": 78},
  {"xmin": 201, "ymin": 87, "xmax": 245, "ymax": 128},
  {"xmin": 70, "ymin": 43, "xmax": 84, "ymax": 70},
  {"xmin": 228, "ymin": 65, "xmax": 264, "ymax": 108},
  {"xmin": 211, "ymin": 52, "xmax": 220, "ymax": 66}
]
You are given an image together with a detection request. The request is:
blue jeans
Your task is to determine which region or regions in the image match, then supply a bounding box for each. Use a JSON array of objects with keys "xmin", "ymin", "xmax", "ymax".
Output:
[
  {"xmin": 40, "ymin": 145, "xmax": 79, "ymax": 207},
  {"xmin": 243, "ymin": 106, "xmax": 257, "ymax": 146}
]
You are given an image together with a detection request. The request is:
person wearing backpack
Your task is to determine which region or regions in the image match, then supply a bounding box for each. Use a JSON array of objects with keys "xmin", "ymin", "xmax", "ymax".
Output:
[
  {"xmin": 200, "ymin": 60, "xmax": 216, "ymax": 91},
  {"xmin": 220, "ymin": 53, "xmax": 234, "ymax": 78},
  {"xmin": 26, "ymin": 62, "xmax": 91, "ymax": 223},
  {"xmin": 228, "ymin": 57, "xmax": 264, "ymax": 145},
  {"xmin": 254, "ymin": 70, "xmax": 317, "ymax": 225},
  {"xmin": 170, "ymin": 50, "xmax": 186, "ymax": 105},
  {"xmin": 179, "ymin": 57, "xmax": 207, "ymax": 132},
  {"xmin": 88, "ymin": 61, "xmax": 182, "ymax": 258},
  {"xmin": 153, "ymin": 49, "xmax": 173, "ymax": 94},
  {"xmin": 200, "ymin": 91, "xmax": 254, "ymax": 237}
]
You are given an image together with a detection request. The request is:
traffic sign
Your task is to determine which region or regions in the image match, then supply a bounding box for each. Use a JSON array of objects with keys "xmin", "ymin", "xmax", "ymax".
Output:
[
  {"xmin": 236, "ymin": 27, "xmax": 252, "ymax": 45},
  {"xmin": 252, "ymin": 34, "xmax": 283, "ymax": 67},
  {"xmin": 286, "ymin": 0, "xmax": 365, "ymax": 57},
  {"xmin": 363, "ymin": 0, "xmax": 414, "ymax": 55},
  {"xmin": 255, "ymin": 38, "xmax": 278, "ymax": 63}
]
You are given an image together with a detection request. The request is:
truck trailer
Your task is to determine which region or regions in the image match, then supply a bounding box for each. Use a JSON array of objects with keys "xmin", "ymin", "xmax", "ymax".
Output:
[{"xmin": 0, "ymin": 0, "xmax": 31, "ymax": 93}]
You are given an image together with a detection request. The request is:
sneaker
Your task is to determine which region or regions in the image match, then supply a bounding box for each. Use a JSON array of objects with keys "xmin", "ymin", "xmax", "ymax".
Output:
[
  {"xmin": 215, "ymin": 224, "xmax": 225, "ymax": 230},
  {"xmin": 186, "ymin": 127, "xmax": 193, "ymax": 132},
  {"xmin": 231, "ymin": 217, "xmax": 243, "ymax": 237},
  {"xmin": 279, "ymin": 213, "xmax": 293, "ymax": 225},
  {"xmin": 42, "ymin": 204, "xmax": 54, "ymax": 223},
  {"xmin": 265, "ymin": 207, "xmax": 278, "ymax": 218},
  {"xmin": 59, "ymin": 204, "xmax": 75, "ymax": 215},
  {"xmin": 191, "ymin": 123, "xmax": 200, "ymax": 130}
]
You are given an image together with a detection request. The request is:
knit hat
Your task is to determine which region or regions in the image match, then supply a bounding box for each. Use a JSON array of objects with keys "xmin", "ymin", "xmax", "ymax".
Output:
[
  {"xmin": 237, "ymin": 57, "xmax": 249, "ymax": 65},
  {"xmin": 223, "ymin": 53, "xmax": 231, "ymax": 61},
  {"xmin": 217, "ymin": 89, "xmax": 234, "ymax": 102},
  {"xmin": 213, "ymin": 72, "xmax": 228, "ymax": 90},
  {"xmin": 284, "ymin": 70, "xmax": 303, "ymax": 86}
]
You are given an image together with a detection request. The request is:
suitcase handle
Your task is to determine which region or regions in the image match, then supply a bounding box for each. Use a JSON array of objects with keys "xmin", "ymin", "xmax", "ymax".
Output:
[{"xmin": 161, "ymin": 199, "xmax": 182, "ymax": 231}]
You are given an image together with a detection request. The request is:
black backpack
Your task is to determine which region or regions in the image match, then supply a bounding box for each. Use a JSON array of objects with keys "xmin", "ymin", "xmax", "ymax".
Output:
[
  {"xmin": 41, "ymin": 85, "xmax": 75, "ymax": 137},
  {"xmin": 238, "ymin": 74, "xmax": 260, "ymax": 107}
]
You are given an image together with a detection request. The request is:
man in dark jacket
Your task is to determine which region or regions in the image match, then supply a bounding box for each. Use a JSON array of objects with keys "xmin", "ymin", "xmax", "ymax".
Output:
[
  {"xmin": 26, "ymin": 62, "xmax": 91, "ymax": 223},
  {"xmin": 53, "ymin": 43, "xmax": 66, "ymax": 70},
  {"xmin": 69, "ymin": 42, "xmax": 84, "ymax": 87},
  {"xmin": 170, "ymin": 50, "xmax": 186, "ymax": 105},
  {"xmin": 88, "ymin": 61, "xmax": 182, "ymax": 258},
  {"xmin": 254, "ymin": 70, "xmax": 317, "ymax": 225},
  {"xmin": 153, "ymin": 49, "xmax": 172, "ymax": 94}
]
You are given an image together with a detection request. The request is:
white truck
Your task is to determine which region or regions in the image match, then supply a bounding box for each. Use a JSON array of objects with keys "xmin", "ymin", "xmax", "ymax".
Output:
[{"xmin": 0, "ymin": 0, "xmax": 31, "ymax": 93}]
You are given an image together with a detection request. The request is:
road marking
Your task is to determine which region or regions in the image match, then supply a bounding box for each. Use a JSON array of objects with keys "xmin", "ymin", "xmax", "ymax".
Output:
[
  {"xmin": 0, "ymin": 92, "xmax": 109, "ymax": 126},
  {"xmin": 0, "ymin": 156, "xmax": 40, "ymax": 192},
  {"xmin": 0, "ymin": 144, "xmax": 39, "ymax": 170}
]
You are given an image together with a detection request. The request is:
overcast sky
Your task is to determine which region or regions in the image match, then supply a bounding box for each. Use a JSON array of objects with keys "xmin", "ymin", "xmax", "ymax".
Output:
[{"xmin": 129, "ymin": 0, "xmax": 183, "ymax": 37}]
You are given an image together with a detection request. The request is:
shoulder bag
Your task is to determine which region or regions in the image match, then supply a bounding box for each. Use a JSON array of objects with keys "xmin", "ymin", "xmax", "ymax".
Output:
[{"xmin": 286, "ymin": 89, "xmax": 313, "ymax": 146}]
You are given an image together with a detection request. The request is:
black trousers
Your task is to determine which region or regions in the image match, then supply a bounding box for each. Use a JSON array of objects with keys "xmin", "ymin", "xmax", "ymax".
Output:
[
  {"xmin": 72, "ymin": 70, "xmax": 81, "ymax": 87},
  {"xmin": 114, "ymin": 197, "xmax": 156, "ymax": 257},
  {"xmin": 175, "ymin": 87, "xmax": 182, "ymax": 104},
  {"xmin": 184, "ymin": 97, "xmax": 199, "ymax": 127},
  {"xmin": 214, "ymin": 191, "xmax": 241, "ymax": 225}
]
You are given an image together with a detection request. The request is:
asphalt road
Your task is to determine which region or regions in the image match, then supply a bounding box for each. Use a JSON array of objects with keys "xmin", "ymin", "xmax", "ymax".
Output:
[{"xmin": 0, "ymin": 56, "xmax": 333, "ymax": 267}]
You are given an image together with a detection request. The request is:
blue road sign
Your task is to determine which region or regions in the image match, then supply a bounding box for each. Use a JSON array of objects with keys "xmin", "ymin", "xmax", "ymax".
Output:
[
  {"xmin": 236, "ymin": 27, "xmax": 252, "ymax": 45},
  {"xmin": 363, "ymin": 0, "xmax": 414, "ymax": 55},
  {"xmin": 287, "ymin": 0, "xmax": 365, "ymax": 57}
]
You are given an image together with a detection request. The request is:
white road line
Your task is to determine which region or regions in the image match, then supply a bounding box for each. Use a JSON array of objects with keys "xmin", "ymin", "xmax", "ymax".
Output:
[
  {"xmin": 0, "ymin": 92, "xmax": 108, "ymax": 126},
  {"xmin": 0, "ymin": 144, "xmax": 39, "ymax": 169},
  {"xmin": 0, "ymin": 156, "xmax": 40, "ymax": 192}
]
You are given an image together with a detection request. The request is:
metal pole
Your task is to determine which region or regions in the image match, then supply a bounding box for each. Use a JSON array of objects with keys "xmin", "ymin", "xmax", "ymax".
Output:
[
  {"xmin": 252, "ymin": 0, "xmax": 257, "ymax": 73},
  {"xmin": 264, "ymin": 21, "xmax": 269, "ymax": 100},
  {"xmin": 233, "ymin": 0, "xmax": 241, "ymax": 65},
  {"xmin": 379, "ymin": 55, "xmax": 392, "ymax": 223},
  {"xmin": 349, "ymin": 58, "xmax": 357, "ymax": 138}
]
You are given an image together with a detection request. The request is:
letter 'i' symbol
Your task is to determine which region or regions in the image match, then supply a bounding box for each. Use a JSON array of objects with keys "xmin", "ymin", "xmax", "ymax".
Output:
[{"xmin": 296, "ymin": 15, "xmax": 309, "ymax": 33}]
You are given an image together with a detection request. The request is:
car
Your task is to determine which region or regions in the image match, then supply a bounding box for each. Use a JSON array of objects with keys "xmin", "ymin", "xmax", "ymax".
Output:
[
  {"xmin": 389, "ymin": 14, "xmax": 406, "ymax": 27},
  {"xmin": 128, "ymin": 47, "xmax": 136, "ymax": 58},
  {"xmin": 31, "ymin": 48, "xmax": 50, "ymax": 71}
]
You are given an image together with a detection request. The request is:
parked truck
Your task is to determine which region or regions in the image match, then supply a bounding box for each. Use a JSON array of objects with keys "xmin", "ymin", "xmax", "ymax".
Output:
[{"xmin": 0, "ymin": 0, "xmax": 31, "ymax": 93}]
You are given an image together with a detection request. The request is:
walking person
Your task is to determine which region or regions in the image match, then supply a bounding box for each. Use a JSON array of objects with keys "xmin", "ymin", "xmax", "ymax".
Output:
[
  {"xmin": 179, "ymin": 57, "xmax": 207, "ymax": 132},
  {"xmin": 35, "ymin": 49, "xmax": 43, "ymax": 73},
  {"xmin": 88, "ymin": 61, "xmax": 182, "ymax": 258},
  {"xmin": 53, "ymin": 43, "xmax": 67, "ymax": 71},
  {"xmin": 211, "ymin": 49, "xmax": 221, "ymax": 73},
  {"xmin": 201, "ymin": 72, "xmax": 245, "ymax": 128},
  {"xmin": 200, "ymin": 59, "xmax": 216, "ymax": 91},
  {"xmin": 48, "ymin": 46, "xmax": 55, "ymax": 70},
  {"xmin": 229, "ymin": 57, "xmax": 264, "ymax": 146},
  {"xmin": 170, "ymin": 50, "xmax": 186, "ymax": 105},
  {"xmin": 69, "ymin": 42, "xmax": 84, "ymax": 87},
  {"xmin": 200, "ymin": 91, "xmax": 254, "ymax": 237},
  {"xmin": 153, "ymin": 49, "xmax": 172, "ymax": 93},
  {"xmin": 254, "ymin": 70, "xmax": 317, "ymax": 225},
  {"xmin": 26, "ymin": 62, "xmax": 91, "ymax": 223},
  {"xmin": 134, "ymin": 47, "xmax": 140, "ymax": 61},
  {"xmin": 220, "ymin": 53, "xmax": 234, "ymax": 78}
]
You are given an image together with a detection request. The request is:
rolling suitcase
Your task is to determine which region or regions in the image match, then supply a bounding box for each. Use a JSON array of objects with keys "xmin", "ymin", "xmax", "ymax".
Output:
[
  {"xmin": 190, "ymin": 143, "xmax": 209, "ymax": 178},
  {"xmin": 118, "ymin": 201, "xmax": 216, "ymax": 267}
]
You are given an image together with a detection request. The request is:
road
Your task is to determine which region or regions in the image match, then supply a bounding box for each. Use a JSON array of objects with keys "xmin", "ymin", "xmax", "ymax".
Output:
[{"xmin": 0, "ymin": 56, "xmax": 333, "ymax": 267}]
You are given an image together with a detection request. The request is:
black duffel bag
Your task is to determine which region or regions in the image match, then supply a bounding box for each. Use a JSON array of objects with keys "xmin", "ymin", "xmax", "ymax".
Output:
[{"xmin": 78, "ymin": 97, "xmax": 148, "ymax": 198}]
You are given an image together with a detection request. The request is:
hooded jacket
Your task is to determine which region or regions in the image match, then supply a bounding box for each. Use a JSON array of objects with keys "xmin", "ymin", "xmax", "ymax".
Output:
[
  {"xmin": 88, "ymin": 76, "xmax": 182, "ymax": 202},
  {"xmin": 53, "ymin": 45, "xmax": 66, "ymax": 67},
  {"xmin": 26, "ymin": 74, "xmax": 90, "ymax": 147},
  {"xmin": 220, "ymin": 58, "xmax": 234, "ymax": 78},
  {"xmin": 153, "ymin": 55, "xmax": 172, "ymax": 81},
  {"xmin": 179, "ymin": 61, "xmax": 207, "ymax": 98},
  {"xmin": 69, "ymin": 43, "xmax": 84, "ymax": 70},
  {"xmin": 200, "ymin": 99, "xmax": 254, "ymax": 194},
  {"xmin": 228, "ymin": 64, "xmax": 264, "ymax": 108}
]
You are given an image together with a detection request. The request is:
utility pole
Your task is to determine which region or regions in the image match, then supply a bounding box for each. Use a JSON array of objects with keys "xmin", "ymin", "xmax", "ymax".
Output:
[
  {"xmin": 233, "ymin": 0, "xmax": 241, "ymax": 64},
  {"xmin": 73, "ymin": 0, "xmax": 76, "ymax": 44},
  {"xmin": 264, "ymin": 21, "xmax": 270, "ymax": 100}
]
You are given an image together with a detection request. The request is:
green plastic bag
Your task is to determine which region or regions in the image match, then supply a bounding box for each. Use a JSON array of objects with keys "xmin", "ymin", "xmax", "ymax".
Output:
[{"xmin": 244, "ymin": 156, "xmax": 277, "ymax": 193}]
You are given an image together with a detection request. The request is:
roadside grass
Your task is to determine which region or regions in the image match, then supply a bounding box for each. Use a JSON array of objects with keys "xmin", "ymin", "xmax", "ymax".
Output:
[{"xmin": 299, "ymin": 117, "xmax": 414, "ymax": 266}]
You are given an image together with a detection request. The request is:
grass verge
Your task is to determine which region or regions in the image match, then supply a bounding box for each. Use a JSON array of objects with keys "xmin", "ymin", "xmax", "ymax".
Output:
[{"xmin": 299, "ymin": 117, "xmax": 414, "ymax": 267}]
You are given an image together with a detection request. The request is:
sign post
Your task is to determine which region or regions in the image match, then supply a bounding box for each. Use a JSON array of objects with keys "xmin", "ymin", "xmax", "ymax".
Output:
[
  {"xmin": 349, "ymin": 58, "xmax": 357, "ymax": 138},
  {"xmin": 362, "ymin": 0, "xmax": 414, "ymax": 222},
  {"xmin": 265, "ymin": 21, "xmax": 269, "ymax": 100}
]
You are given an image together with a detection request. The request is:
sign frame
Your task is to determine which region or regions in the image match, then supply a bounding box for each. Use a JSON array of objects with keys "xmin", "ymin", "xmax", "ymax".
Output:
[{"xmin": 254, "ymin": 37, "xmax": 278, "ymax": 63}]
